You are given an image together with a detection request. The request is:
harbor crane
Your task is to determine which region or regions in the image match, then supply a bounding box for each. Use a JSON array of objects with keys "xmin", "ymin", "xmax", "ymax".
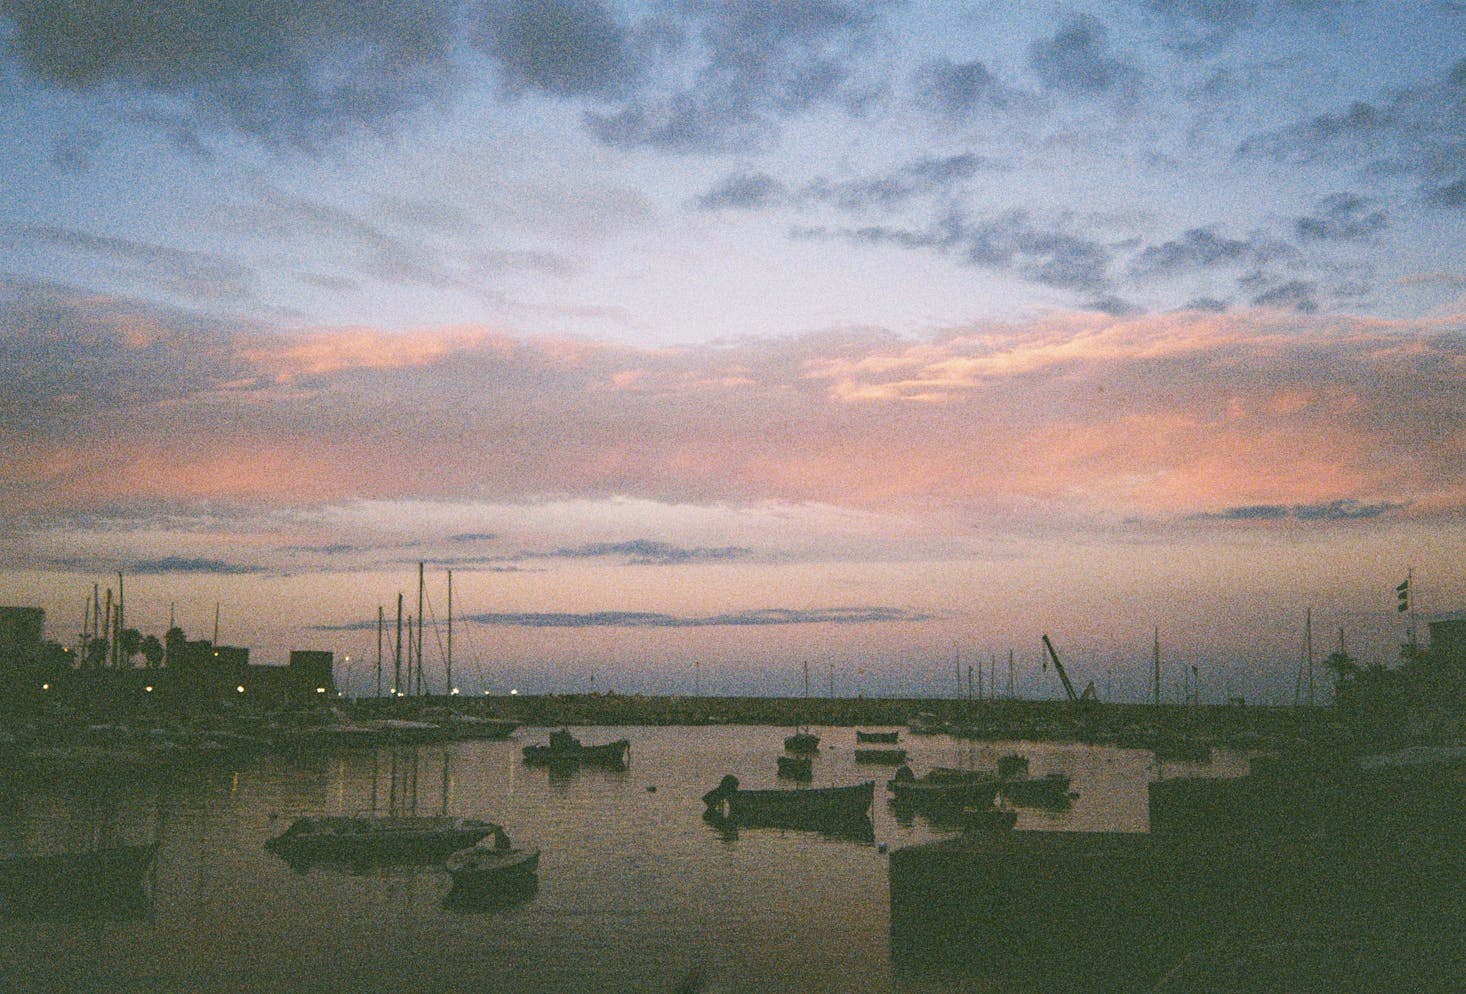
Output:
[{"xmin": 1041, "ymin": 635, "xmax": 1097, "ymax": 704}]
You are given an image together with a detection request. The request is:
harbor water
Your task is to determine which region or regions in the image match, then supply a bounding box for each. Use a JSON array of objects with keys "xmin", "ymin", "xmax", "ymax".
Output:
[{"xmin": 0, "ymin": 725, "xmax": 1243, "ymax": 993}]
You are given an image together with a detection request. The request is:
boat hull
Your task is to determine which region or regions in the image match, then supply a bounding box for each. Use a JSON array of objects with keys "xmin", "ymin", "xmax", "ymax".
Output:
[
  {"xmin": 856, "ymin": 730, "xmax": 900, "ymax": 744},
  {"xmin": 521, "ymin": 739, "xmax": 630, "ymax": 768},
  {"xmin": 264, "ymin": 816, "xmax": 496, "ymax": 865}
]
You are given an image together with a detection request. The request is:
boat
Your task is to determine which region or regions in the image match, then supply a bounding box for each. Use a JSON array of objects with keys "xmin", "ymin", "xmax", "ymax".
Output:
[
  {"xmin": 264, "ymin": 814, "xmax": 498, "ymax": 865},
  {"xmin": 0, "ymin": 843, "xmax": 157, "ymax": 911},
  {"xmin": 783, "ymin": 731, "xmax": 820, "ymax": 753},
  {"xmin": 443, "ymin": 714, "xmax": 520, "ymax": 740},
  {"xmin": 783, "ymin": 661, "xmax": 820, "ymax": 753},
  {"xmin": 776, "ymin": 754, "xmax": 812, "ymax": 780},
  {"xmin": 854, "ymin": 747, "xmax": 908, "ymax": 765},
  {"xmin": 887, "ymin": 765, "xmax": 1000, "ymax": 810},
  {"xmin": 907, "ymin": 712, "xmax": 947, "ymax": 735},
  {"xmin": 997, "ymin": 753, "xmax": 1030, "ymax": 780},
  {"xmin": 702, "ymin": 774, "xmax": 874, "ymax": 835},
  {"xmin": 856, "ymin": 729, "xmax": 900, "ymax": 743},
  {"xmin": 444, "ymin": 827, "xmax": 539, "ymax": 891},
  {"xmin": 521, "ymin": 728, "xmax": 630, "ymax": 768},
  {"xmin": 998, "ymin": 771, "xmax": 1074, "ymax": 808}
]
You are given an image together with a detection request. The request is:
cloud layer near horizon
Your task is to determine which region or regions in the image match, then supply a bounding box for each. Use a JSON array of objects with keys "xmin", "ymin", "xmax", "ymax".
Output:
[{"xmin": 3, "ymin": 282, "xmax": 1462, "ymax": 531}]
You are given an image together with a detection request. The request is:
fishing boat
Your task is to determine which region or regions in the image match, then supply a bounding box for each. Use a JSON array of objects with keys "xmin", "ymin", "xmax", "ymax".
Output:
[
  {"xmin": 264, "ymin": 814, "xmax": 497, "ymax": 865},
  {"xmin": 522, "ymin": 729, "xmax": 630, "ymax": 768},
  {"xmin": 854, "ymin": 747, "xmax": 909, "ymax": 765},
  {"xmin": 444, "ymin": 827, "xmax": 539, "ymax": 890},
  {"xmin": 887, "ymin": 765, "xmax": 1000, "ymax": 810},
  {"xmin": 776, "ymin": 754, "xmax": 813, "ymax": 780},
  {"xmin": 855, "ymin": 729, "xmax": 900, "ymax": 744},
  {"xmin": 702, "ymin": 775, "xmax": 874, "ymax": 834},
  {"xmin": 0, "ymin": 843, "xmax": 157, "ymax": 911}
]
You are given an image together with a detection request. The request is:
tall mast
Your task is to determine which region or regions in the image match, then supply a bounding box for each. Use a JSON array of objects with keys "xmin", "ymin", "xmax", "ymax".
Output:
[
  {"xmin": 116, "ymin": 571, "xmax": 124, "ymax": 668},
  {"xmin": 376, "ymin": 605, "xmax": 384, "ymax": 698},
  {"xmin": 212, "ymin": 602, "xmax": 220, "ymax": 646},
  {"xmin": 102, "ymin": 588, "xmax": 112, "ymax": 668},
  {"xmin": 416, "ymin": 562, "xmax": 425, "ymax": 697},
  {"xmin": 394, "ymin": 593, "xmax": 403, "ymax": 696},
  {"xmin": 446, "ymin": 569, "xmax": 453, "ymax": 696},
  {"xmin": 1008, "ymin": 648, "xmax": 1014, "ymax": 698},
  {"xmin": 1152, "ymin": 628, "xmax": 1161, "ymax": 709}
]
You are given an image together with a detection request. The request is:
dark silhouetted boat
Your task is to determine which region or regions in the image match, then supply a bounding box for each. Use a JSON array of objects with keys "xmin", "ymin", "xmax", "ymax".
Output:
[
  {"xmin": 445, "ymin": 826, "xmax": 538, "ymax": 891},
  {"xmin": 888, "ymin": 765, "xmax": 1000, "ymax": 811},
  {"xmin": 854, "ymin": 747, "xmax": 908, "ymax": 764},
  {"xmin": 856, "ymin": 729, "xmax": 900, "ymax": 743},
  {"xmin": 264, "ymin": 815, "xmax": 497, "ymax": 865},
  {"xmin": 998, "ymin": 771, "xmax": 1073, "ymax": 808},
  {"xmin": 776, "ymin": 754, "xmax": 812, "ymax": 780},
  {"xmin": 522, "ymin": 729, "xmax": 630, "ymax": 768},
  {"xmin": 702, "ymin": 775, "xmax": 873, "ymax": 836}
]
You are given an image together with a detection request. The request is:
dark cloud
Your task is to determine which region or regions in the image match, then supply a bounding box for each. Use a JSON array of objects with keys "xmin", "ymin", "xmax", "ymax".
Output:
[
  {"xmin": 1129, "ymin": 228, "xmax": 1251, "ymax": 276},
  {"xmin": 0, "ymin": 281, "xmax": 255, "ymax": 437},
  {"xmin": 1180, "ymin": 297, "xmax": 1229, "ymax": 312},
  {"xmin": 126, "ymin": 556, "xmax": 266, "ymax": 575},
  {"xmin": 912, "ymin": 57, "xmax": 1020, "ymax": 116},
  {"xmin": 0, "ymin": 0, "xmax": 459, "ymax": 152},
  {"xmin": 1212, "ymin": 499, "xmax": 1402, "ymax": 522},
  {"xmin": 1218, "ymin": 504, "xmax": 1289, "ymax": 520},
  {"xmin": 1425, "ymin": 178, "xmax": 1466, "ymax": 208},
  {"xmin": 1294, "ymin": 193, "xmax": 1388, "ymax": 241},
  {"xmin": 543, "ymin": 540, "xmax": 750, "ymax": 565},
  {"xmin": 50, "ymin": 127, "xmax": 104, "ymax": 173},
  {"xmin": 696, "ymin": 171, "xmax": 787, "ymax": 210},
  {"xmin": 456, "ymin": 606, "xmax": 928, "ymax": 628},
  {"xmin": 1237, "ymin": 60, "xmax": 1466, "ymax": 201},
  {"xmin": 14, "ymin": 224, "xmax": 256, "ymax": 303},
  {"xmin": 448, "ymin": 532, "xmax": 498, "ymax": 543},
  {"xmin": 1251, "ymin": 279, "xmax": 1318, "ymax": 312},
  {"xmin": 1085, "ymin": 295, "xmax": 1143, "ymax": 316},
  {"xmin": 583, "ymin": 0, "xmax": 884, "ymax": 152},
  {"xmin": 804, "ymin": 153, "xmax": 1000, "ymax": 210},
  {"xmin": 1027, "ymin": 15, "xmax": 1138, "ymax": 96},
  {"xmin": 808, "ymin": 209, "xmax": 1112, "ymax": 291},
  {"xmin": 470, "ymin": 0, "xmax": 638, "ymax": 99},
  {"xmin": 1293, "ymin": 499, "xmax": 1401, "ymax": 520}
]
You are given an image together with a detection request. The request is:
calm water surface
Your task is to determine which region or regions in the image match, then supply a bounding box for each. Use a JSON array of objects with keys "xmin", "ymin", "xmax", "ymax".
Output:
[{"xmin": 0, "ymin": 725, "xmax": 1245, "ymax": 993}]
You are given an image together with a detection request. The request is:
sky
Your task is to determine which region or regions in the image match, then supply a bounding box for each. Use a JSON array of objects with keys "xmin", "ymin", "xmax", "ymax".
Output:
[{"xmin": 1, "ymin": 0, "xmax": 1463, "ymax": 703}]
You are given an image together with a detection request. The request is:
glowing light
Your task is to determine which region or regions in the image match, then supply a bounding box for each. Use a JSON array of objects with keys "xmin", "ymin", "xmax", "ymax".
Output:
[
  {"xmin": 451, "ymin": 687, "xmax": 460, "ymax": 696},
  {"xmin": 41, "ymin": 682, "xmax": 50, "ymax": 690},
  {"xmin": 510, "ymin": 689, "xmax": 518, "ymax": 695},
  {"xmin": 315, "ymin": 687, "xmax": 326, "ymax": 694},
  {"xmin": 236, "ymin": 685, "xmax": 245, "ymax": 693},
  {"xmin": 145, "ymin": 685, "xmax": 154, "ymax": 692}
]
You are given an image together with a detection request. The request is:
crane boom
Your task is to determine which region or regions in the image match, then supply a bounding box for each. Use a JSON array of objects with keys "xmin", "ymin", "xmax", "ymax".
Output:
[{"xmin": 1041, "ymin": 634, "xmax": 1081, "ymax": 704}]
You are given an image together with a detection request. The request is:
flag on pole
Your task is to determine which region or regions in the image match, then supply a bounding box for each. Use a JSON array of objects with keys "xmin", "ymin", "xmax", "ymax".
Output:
[{"xmin": 1396, "ymin": 577, "xmax": 1409, "ymax": 613}]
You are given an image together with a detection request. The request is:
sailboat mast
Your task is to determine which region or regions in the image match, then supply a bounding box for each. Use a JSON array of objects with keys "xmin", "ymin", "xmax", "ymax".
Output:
[
  {"xmin": 394, "ymin": 593, "xmax": 403, "ymax": 696},
  {"xmin": 416, "ymin": 562, "xmax": 425, "ymax": 697},
  {"xmin": 1152, "ymin": 628, "xmax": 1161, "ymax": 709},
  {"xmin": 446, "ymin": 569, "xmax": 453, "ymax": 696},
  {"xmin": 376, "ymin": 605, "xmax": 384, "ymax": 698}
]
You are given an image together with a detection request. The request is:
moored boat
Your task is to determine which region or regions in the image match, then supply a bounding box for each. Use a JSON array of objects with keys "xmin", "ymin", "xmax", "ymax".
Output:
[
  {"xmin": 444, "ymin": 827, "xmax": 539, "ymax": 891},
  {"xmin": 888, "ymin": 765, "xmax": 1000, "ymax": 810},
  {"xmin": 522, "ymin": 729, "xmax": 630, "ymax": 768},
  {"xmin": 856, "ymin": 729, "xmax": 900, "ymax": 744},
  {"xmin": 783, "ymin": 731, "xmax": 820, "ymax": 753},
  {"xmin": 776, "ymin": 754, "xmax": 812, "ymax": 780},
  {"xmin": 702, "ymin": 775, "xmax": 874, "ymax": 835},
  {"xmin": 854, "ymin": 747, "xmax": 908, "ymax": 765},
  {"xmin": 264, "ymin": 815, "xmax": 497, "ymax": 865},
  {"xmin": 999, "ymin": 771, "xmax": 1073, "ymax": 808}
]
